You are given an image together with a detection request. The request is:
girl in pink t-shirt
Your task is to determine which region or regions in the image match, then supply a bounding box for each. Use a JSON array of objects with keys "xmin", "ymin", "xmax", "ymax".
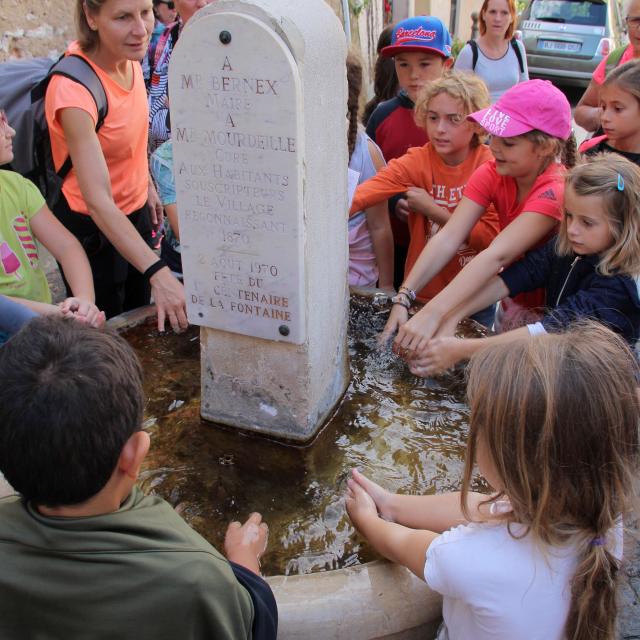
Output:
[{"xmin": 383, "ymin": 80, "xmax": 577, "ymax": 361}]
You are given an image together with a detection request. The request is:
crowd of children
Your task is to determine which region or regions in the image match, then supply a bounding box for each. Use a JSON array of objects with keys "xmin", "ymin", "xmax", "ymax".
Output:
[{"xmin": 1, "ymin": 3, "xmax": 640, "ymax": 639}]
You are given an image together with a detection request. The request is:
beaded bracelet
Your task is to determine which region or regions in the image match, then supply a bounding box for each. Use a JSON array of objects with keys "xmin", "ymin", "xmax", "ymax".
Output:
[
  {"xmin": 398, "ymin": 285, "xmax": 416, "ymax": 302},
  {"xmin": 391, "ymin": 294, "xmax": 411, "ymax": 310}
]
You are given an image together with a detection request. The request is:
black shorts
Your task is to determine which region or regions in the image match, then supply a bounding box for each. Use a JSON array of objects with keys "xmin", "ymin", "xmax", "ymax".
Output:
[{"xmin": 53, "ymin": 194, "xmax": 153, "ymax": 319}]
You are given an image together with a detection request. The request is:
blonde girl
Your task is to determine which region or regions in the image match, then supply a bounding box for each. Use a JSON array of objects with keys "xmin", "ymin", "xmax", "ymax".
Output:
[
  {"xmin": 346, "ymin": 50, "xmax": 394, "ymax": 291},
  {"xmin": 350, "ymin": 72, "xmax": 499, "ymax": 325},
  {"xmin": 384, "ymin": 79, "xmax": 578, "ymax": 353},
  {"xmin": 580, "ymin": 59, "xmax": 640, "ymax": 163},
  {"xmin": 412, "ymin": 153, "xmax": 640, "ymax": 375},
  {"xmin": 347, "ymin": 323, "xmax": 639, "ymax": 640}
]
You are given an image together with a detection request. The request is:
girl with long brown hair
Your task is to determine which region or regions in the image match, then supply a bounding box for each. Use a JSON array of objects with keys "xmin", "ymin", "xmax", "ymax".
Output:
[{"xmin": 346, "ymin": 322, "xmax": 639, "ymax": 639}]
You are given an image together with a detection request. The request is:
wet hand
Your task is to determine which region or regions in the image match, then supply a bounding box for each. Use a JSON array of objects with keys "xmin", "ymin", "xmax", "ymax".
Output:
[
  {"xmin": 393, "ymin": 306, "xmax": 441, "ymax": 356},
  {"xmin": 408, "ymin": 337, "xmax": 464, "ymax": 377},
  {"xmin": 378, "ymin": 303, "xmax": 409, "ymax": 347},
  {"xmin": 224, "ymin": 512, "xmax": 269, "ymax": 575},
  {"xmin": 345, "ymin": 477, "xmax": 379, "ymax": 530},
  {"xmin": 350, "ymin": 469, "xmax": 394, "ymax": 522},
  {"xmin": 150, "ymin": 268, "xmax": 188, "ymax": 333}
]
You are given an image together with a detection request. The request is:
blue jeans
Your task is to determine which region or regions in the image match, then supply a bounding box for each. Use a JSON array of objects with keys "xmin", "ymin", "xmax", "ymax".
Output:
[{"xmin": 0, "ymin": 296, "xmax": 38, "ymax": 344}]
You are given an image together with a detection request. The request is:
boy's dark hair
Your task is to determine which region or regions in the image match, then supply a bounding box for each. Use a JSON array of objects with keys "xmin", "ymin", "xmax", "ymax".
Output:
[{"xmin": 0, "ymin": 317, "xmax": 144, "ymax": 506}]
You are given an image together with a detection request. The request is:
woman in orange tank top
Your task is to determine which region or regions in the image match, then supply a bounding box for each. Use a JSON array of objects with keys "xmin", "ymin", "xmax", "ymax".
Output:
[{"xmin": 45, "ymin": 0, "xmax": 186, "ymax": 331}]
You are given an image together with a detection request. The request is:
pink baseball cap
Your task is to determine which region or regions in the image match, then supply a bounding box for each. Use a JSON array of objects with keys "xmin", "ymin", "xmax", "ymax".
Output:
[{"xmin": 467, "ymin": 80, "xmax": 572, "ymax": 140}]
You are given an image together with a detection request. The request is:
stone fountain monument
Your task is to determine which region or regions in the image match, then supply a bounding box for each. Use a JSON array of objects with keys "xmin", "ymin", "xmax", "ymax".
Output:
[{"xmin": 169, "ymin": 0, "xmax": 349, "ymax": 442}]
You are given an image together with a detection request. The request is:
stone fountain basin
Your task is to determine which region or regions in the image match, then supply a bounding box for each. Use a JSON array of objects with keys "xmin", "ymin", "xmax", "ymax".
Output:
[{"xmin": 108, "ymin": 298, "xmax": 443, "ymax": 639}]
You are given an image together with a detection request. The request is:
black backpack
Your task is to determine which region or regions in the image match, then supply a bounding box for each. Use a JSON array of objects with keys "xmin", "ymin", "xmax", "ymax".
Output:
[
  {"xmin": 0, "ymin": 54, "xmax": 108, "ymax": 208},
  {"xmin": 466, "ymin": 38, "xmax": 525, "ymax": 74}
]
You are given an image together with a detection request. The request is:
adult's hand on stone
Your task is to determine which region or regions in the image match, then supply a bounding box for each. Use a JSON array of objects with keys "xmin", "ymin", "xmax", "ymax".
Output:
[{"xmin": 150, "ymin": 268, "xmax": 188, "ymax": 333}]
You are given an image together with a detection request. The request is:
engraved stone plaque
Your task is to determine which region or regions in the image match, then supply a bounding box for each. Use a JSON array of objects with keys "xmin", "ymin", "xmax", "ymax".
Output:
[{"xmin": 170, "ymin": 12, "xmax": 304, "ymax": 343}]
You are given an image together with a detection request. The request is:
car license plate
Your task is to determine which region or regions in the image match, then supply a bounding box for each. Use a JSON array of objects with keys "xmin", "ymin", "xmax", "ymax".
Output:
[{"xmin": 539, "ymin": 40, "xmax": 581, "ymax": 52}]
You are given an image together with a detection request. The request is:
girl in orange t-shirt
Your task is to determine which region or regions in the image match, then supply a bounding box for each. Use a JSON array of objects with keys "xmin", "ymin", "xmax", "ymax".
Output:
[
  {"xmin": 351, "ymin": 72, "xmax": 499, "ymax": 324},
  {"xmin": 45, "ymin": 0, "xmax": 186, "ymax": 330}
]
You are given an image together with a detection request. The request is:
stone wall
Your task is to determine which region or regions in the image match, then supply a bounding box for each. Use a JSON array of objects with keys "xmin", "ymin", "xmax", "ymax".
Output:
[
  {"xmin": 0, "ymin": 0, "xmax": 74, "ymax": 61},
  {"xmin": 0, "ymin": 0, "xmax": 380, "ymax": 64}
]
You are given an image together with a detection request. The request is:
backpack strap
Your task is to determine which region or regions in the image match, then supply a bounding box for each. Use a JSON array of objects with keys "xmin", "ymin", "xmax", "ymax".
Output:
[
  {"xmin": 604, "ymin": 45, "xmax": 627, "ymax": 77},
  {"xmin": 510, "ymin": 37, "xmax": 525, "ymax": 74},
  {"xmin": 32, "ymin": 54, "xmax": 108, "ymax": 181},
  {"xmin": 466, "ymin": 39, "xmax": 479, "ymax": 71}
]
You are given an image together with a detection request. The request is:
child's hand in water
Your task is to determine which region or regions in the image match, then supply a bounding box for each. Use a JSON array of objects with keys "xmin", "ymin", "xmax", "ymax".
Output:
[
  {"xmin": 224, "ymin": 512, "xmax": 269, "ymax": 575},
  {"xmin": 378, "ymin": 304, "xmax": 409, "ymax": 347},
  {"xmin": 345, "ymin": 476, "xmax": 379, "ymax": 530},
  {"xmin": 350, "ymin": 469, "xmax": 395, "ymax": 521},
  {"xmin": 408, "ymin": 337, "xmax": 465, "ymax": 377},
  {"xmin": 394, "ymin": 306, "xmax": 441, "ymax": 356}
]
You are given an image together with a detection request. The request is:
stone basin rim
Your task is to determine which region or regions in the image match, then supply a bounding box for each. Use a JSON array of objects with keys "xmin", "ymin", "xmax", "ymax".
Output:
[{"xmin": 108, "ymin": 294, "xmax": 443, "ymax": 639}]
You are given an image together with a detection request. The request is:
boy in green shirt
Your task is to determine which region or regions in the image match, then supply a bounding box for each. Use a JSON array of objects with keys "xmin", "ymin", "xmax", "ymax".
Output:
[{"xmin": 0, "ymin": 317, "xmax": 277, "ymax": 639}]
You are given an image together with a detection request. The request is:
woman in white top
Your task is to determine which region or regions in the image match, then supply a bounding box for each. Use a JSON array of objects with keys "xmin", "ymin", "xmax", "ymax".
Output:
[{"xmin": 454, "ymin": 0, "xmax": 528, "ymax": 101}]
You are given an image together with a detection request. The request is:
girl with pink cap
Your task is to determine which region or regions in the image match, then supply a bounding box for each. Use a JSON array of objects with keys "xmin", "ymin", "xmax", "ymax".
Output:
[{"xmin": 382, "ymin": 79, "xmax": 577, "ymax": 360}]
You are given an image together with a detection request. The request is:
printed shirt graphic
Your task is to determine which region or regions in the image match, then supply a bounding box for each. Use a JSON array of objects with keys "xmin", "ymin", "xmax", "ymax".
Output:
[{"xmin": 0, "ymin": 171, "xmax": 51, "ymax": 303}]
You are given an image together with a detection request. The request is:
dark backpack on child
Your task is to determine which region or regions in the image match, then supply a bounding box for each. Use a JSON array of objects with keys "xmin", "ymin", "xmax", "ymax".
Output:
[
  {"xmin": 466, "ymin": 38, "xmax": 525, "ymax": 74},
  {"xmin": 0, "ymin": 54, "xmax": 108, "ymax": 209}
]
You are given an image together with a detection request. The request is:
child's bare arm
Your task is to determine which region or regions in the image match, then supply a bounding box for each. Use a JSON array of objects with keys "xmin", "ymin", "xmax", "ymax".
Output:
[
  {"xmin": 29, "ymin": 205, "xmax": 96, "ymax": 304},
  {"xmin": 4, "ymin": 295, "xmax": 61, "ymax": 316},
  {"xmin": 409, "ymin": 326, "xmax": 531, "ymax": 376},
  {"xmin": 395, "ymin": 212, "xmax": 556, "ymax": 353},
  {"xmin": 350, "ymin": 469, "xmax": 488, "ymax": 531},
  {"xmin": 398, "ymin": 197, "xmax": 486, "ymax": 296},
  {"xmin": 224, "ymin": 512, "xmax": 269, "ymax": 576},
  {"xmin": 434, "ymin": 275, "xmax": 510, "ymax": 337},
  {"xmin": 366, "ymin": 201, "xmax": 395, "ymax": 291},
  {"xmin": 365, "ymin": 141, "xmax": 395, "ymax": 291},
  {"xmin": 29, "ymin": 205, "xmax": 104, "ymax": 327},
  {"xmin": 346, "ymin": 477, "xmax": 438, "ymax": 579}
]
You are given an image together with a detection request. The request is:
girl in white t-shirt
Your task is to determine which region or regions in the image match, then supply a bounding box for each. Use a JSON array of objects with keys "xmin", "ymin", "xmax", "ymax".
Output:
[{"xmin": 346, "ymin": 322, "xmax": 638, "ymax": 640}]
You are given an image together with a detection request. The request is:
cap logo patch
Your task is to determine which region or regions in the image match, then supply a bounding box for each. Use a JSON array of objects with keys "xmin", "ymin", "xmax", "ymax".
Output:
[
  {"xmin": 395, "ymin": 27, "xmax": 437, "ymax": 44},
  {"xmin": 479, "ymin": 108, "xmax": 511, "ymax": 136}
]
